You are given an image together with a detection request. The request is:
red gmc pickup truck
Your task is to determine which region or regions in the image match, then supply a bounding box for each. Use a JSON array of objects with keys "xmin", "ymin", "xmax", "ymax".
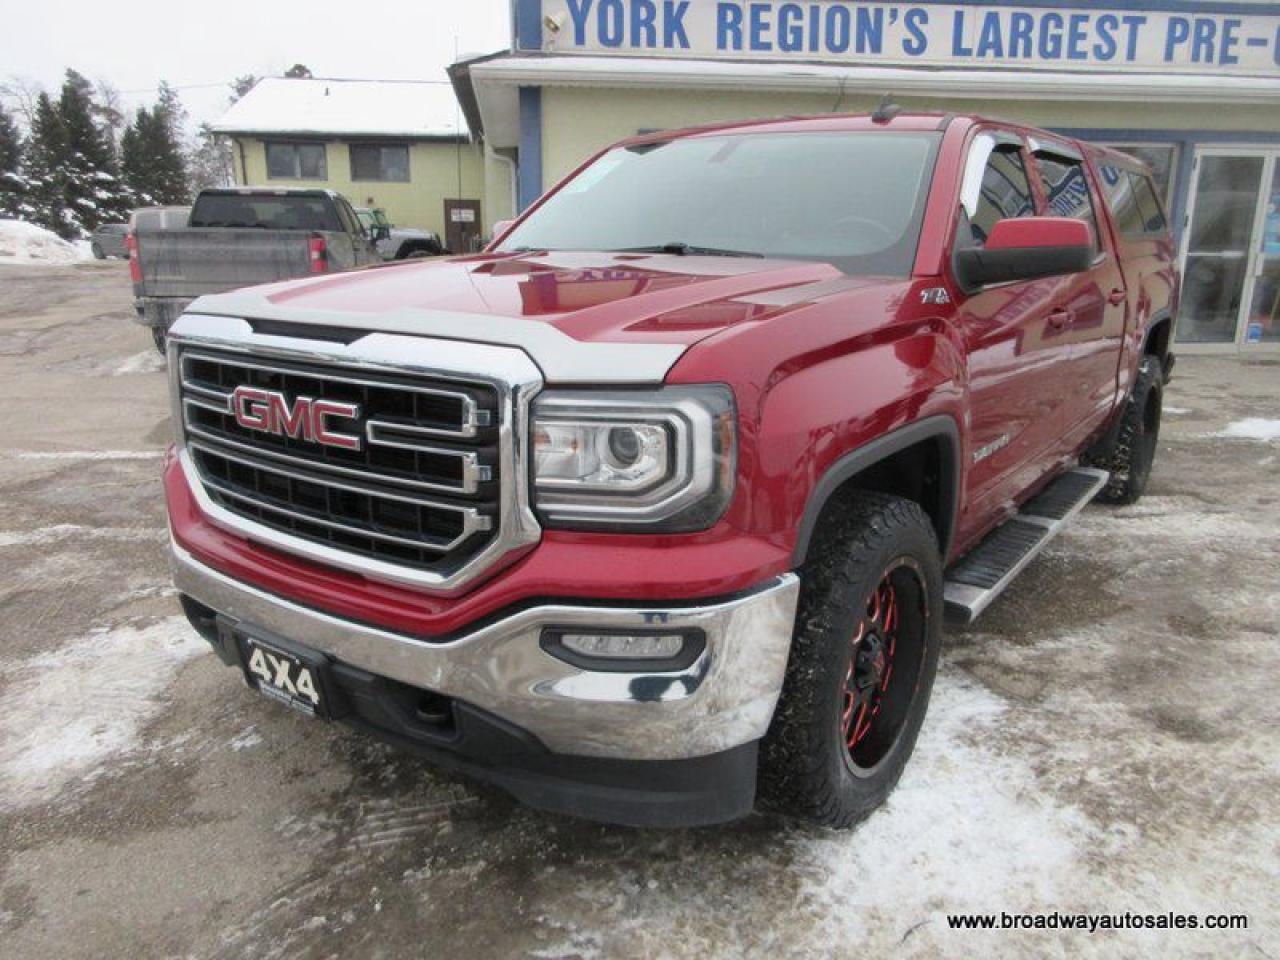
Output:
[{"xmin": 165, "ymin": 112, "xmax": 1176, "ymax": 828}]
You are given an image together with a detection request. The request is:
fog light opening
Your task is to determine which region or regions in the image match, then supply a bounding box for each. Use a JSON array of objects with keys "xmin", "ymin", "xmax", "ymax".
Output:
[{"xmin": 540, "ymin": 627, "xmax": 706, "ymax": 673}]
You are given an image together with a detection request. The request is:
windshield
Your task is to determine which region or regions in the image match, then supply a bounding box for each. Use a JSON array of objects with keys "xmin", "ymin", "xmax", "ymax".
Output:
[{"xmin": 498, "ymin": 131, "xmax": 940, "ymax": 275}]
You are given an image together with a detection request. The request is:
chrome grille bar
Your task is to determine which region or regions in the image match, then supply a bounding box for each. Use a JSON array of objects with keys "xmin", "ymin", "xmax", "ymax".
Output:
[
  {"xmin": 180, "ymin": 350, "xmax": 487, "ymax": 439},
  {"xmin": 188, "ymin": 439, "xmax": 491, "ymax": 554},
  {"xmin": 180, "ymin": 398, "xmax": 488, "ymax": 495}
]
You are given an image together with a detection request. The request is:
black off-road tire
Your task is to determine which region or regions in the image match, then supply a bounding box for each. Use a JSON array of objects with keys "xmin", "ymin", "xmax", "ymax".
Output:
[
  {"xmin": 758, "ymin": 493, "xmax": 943, "ymax": 828},
  {"xmin": 1092, "ymin": 355, "xmax": 1163, "ymax": 505},
  {"xmin": 152, "ymin": 326, "xmax": 167, "ymax": 355},
  {"xmin": 91, "ymin": 241, "xmax": 105, "ymax": 259}
]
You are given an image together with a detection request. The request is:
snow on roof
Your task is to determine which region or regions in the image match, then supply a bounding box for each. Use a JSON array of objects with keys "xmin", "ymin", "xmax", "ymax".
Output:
[{"xmin": 210, "ymin": 77, "xmax": 467, "ymax": 140}]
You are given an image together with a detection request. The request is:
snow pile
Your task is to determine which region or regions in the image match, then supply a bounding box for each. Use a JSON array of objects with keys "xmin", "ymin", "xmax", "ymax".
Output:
[
  {"xmin": 1217, "ymin": 418, "xmax": 1280, "ymax": 442},
  {"xmin": 0, "ymin": 617, "xmax": 205, "ymax": 811},
  {"xmin": 0, "ymin": 218, "xmax": 90, "ymax": 265},
  {"xmin": 113, "ymin": 350, "xmax": 167, "ymax": 375}
]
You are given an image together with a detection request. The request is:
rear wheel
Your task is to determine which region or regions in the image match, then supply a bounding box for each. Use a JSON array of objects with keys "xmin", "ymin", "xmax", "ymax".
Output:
[
  {"xmin": 1092, "ymin": 355, "xmax": 1162, "ymax": 505},
  {"xmin": 151, "ymin": 326, "xmax": 166, "ymax": 355},
  {"xmin": 90, "ymin": 241, "xmax": 104, "ymax": 259},
  {"xmin": 759, "ymin": 493, "xmax": 943, "ymax": 828}
]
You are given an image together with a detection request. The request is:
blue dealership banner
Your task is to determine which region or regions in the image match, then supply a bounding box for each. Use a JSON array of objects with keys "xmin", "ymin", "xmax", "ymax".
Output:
[{"xmin": 540, "ymin": 0, "xmax": 1280, "ymax": 75}]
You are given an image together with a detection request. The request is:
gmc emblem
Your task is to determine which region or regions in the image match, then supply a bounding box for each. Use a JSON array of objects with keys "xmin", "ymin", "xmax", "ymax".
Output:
[{"xmin": 231, "ymin": 386, "xmax": 362, "ymax": 451}]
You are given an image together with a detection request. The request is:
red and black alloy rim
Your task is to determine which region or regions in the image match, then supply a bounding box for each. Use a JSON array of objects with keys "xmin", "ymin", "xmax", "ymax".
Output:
[{"xmin": 840, "ymin": 560, "xmax": 927, "ymax": 774}]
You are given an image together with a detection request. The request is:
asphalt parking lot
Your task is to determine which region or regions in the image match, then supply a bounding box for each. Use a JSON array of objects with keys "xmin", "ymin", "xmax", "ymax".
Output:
[{"xmin": 1, "ymin": 261, "xmax": 1277, "ymax": 959}]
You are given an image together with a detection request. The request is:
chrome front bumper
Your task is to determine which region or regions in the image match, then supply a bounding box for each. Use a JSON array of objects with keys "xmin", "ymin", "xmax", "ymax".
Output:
[{"xmin": 171, "ymin": 540, "xmax": 800, "ymax": 761}]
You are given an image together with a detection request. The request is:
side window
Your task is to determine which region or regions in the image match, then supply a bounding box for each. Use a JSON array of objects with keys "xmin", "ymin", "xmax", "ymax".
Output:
[
  {"xmin": 1099, "ymin": 164, "xmax": 1145, "ymax": 236},
  {"xmin": 1035, "ymin": 153, "xmax": 1101, "ymax": 252},
  {"xmin": 960, "ymin": 135, "xmax": 1036, "ymax": 248},
  {"xmin": 1128, "ymin": 173, "xmax": 1168, "ymax": 233},
  {"xmin": 334, "ymin": 200, "xmax": 360, "ymax": 235}
]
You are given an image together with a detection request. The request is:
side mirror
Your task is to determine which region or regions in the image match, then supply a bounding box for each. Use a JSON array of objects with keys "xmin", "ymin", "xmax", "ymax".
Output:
[
  {"xmin": 956, "ymin": 217, "xmax": 1094, "ymax": 290},
  {"xmin": 491, "ymin": 219, "xmax": 514, "ymax": 239}
]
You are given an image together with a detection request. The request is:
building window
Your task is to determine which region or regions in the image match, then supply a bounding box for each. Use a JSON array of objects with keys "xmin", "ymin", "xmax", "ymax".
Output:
[
  {"xmin": 1098, "ymin": 143, "xmax": 1178, "ymax": 209},
  {"xmin": 264, "ymin": 141, "xmax": 327, "ymax": 180},
  {"xmin": 350, "ymin": 144, "xmax": 410, "ymax": 182}
]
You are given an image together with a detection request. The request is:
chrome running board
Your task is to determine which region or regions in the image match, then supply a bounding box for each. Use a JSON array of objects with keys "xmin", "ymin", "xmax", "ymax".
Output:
[{"xmin": 944, "ymin": 467, "xmax": 1109, "ymax": 625}]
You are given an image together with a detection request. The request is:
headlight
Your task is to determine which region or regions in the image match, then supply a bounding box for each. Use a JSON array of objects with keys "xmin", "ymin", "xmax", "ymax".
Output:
[{"xmin": 531, "ymin": 386, "xmax": 736, "ymax": 531}]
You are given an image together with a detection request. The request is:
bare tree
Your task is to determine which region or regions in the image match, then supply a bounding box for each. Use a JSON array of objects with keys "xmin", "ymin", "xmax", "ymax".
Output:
[
  {"xmin": 92, "ymin": 78, "xmax": 126, "ymax": 154},
  {"xmin": 0, "ymin": 76, "xmax": 45, "ymax": 128}
]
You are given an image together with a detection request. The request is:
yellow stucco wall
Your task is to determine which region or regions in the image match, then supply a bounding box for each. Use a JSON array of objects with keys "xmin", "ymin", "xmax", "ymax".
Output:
[
  {"xmin": 539, "ymin": 86, "xmax": 1280, "ymax": 189},
  {"xmin": 231, "ymin": 137, "xmax": 486, "ymax": 238}
]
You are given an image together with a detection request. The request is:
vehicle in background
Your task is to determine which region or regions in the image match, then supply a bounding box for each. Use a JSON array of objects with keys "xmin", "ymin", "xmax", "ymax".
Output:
[
  {"xmin": 130, "ymin": 206, "xmax": 192, "ymax": 235},
  {"xmin": 164, "ymin": 113, "xmax": 1177, "ymax": 829},
  {"xmin": 132, "ymin": 188, "xmax": 381, "ymax": 353},
  {"xmin": 90, "ymin": 223, "xmax": 129, "ymax": 259},
  {"xmin": 355, "ymin": 206, "xmax": 444, "ymax": 260}
]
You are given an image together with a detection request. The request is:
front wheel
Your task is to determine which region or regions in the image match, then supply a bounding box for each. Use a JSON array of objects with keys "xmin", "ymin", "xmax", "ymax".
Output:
[{"xmin": 759, "ymin": 493, "xmax": 943, "ymax": 828}]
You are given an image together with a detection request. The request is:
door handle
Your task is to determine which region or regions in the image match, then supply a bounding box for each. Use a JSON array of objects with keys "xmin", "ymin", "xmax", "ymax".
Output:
[
  {"xmin": 1047, "ymin": 308, "xmax": 1073, "ymax": 329},
  {"xmin": 1107, "ymin": 288, "xmax": 1126, "ymax": 305}
]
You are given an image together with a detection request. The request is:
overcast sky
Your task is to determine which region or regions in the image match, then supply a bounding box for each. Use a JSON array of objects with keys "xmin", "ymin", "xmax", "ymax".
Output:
[{"xmin": 0, "ymin": 0, "xmax": 511, "ymax": 131}]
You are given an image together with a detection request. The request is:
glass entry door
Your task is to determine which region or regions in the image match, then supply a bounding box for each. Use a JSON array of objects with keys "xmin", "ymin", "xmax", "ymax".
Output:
[
  {"xmin": 1246, "ymin": 160, "xmax": 1280, "ymax": 344},
  {"xmin": 1176, "ymin": 149, "xmax": 1279, "ymax": 349}
]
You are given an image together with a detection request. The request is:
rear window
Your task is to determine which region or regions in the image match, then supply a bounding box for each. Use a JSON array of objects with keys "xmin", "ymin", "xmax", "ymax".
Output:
[{"xmin": 189, "ymin": 194, "xmax": 341, "ymax": 232}]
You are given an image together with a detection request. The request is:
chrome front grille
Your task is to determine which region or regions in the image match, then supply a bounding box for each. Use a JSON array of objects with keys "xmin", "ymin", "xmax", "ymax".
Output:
[
  {"xmin": 169, "ymin": 315, "xmax": 542, "ymax": 593},
  {"xmin": 179, "ymin": 350, "xmax": 498, "ymax": 497}
]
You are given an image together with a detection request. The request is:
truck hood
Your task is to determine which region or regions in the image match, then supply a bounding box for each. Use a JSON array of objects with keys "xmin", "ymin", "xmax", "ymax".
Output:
[{"xmin": 185, "ymin": 250, "xmax": 900, "ymax": 384}]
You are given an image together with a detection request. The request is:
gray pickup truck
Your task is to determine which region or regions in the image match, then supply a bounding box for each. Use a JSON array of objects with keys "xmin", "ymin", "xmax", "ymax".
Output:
[{"xmin": 132, "ymin": 188, "xmax": 381, "ymax": 351}]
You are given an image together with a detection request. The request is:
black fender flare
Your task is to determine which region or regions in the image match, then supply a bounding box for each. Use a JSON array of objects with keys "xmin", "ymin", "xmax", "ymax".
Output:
[
  {"xmin": 1140, "ymin": 309, "xmax": 1173, "ymax": 358},
  {"xmin": 791, "ymin": 414, "xmax": 962, "ymax": 566}
]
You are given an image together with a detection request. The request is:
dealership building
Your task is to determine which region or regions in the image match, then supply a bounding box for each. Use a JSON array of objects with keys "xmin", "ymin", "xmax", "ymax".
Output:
[{"xmin": 445, "ymin": 0, "xmax": 1280, "ymax": 352}]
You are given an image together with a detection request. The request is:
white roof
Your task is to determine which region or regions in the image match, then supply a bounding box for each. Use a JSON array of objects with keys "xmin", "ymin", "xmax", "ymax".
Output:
[{"xmin": 210, "ymin": 77, "xmax": 466, "ymax": 140}]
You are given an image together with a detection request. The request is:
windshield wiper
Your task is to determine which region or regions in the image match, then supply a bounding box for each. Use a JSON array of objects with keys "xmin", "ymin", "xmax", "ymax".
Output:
[{"xmin": 611, "ymin": 242, "xmax": 763, "ymax": 258}]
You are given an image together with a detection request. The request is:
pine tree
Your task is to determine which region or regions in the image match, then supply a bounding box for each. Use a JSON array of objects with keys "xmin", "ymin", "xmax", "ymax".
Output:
[
  {"xmin": 120, "ymin": 104, "xmax": 189, "ymax": 206},
  {"xmin": 22, "ymin": 93, "xmax": 70, "ymax": 235},
  {"xmin": 153, "ymin": 82, "xmax": 190, "ymax": 202},
  {"xmin": 120, "ymin": 107, "xmax": 156, "ymax": 205},
  {"xmin": 0, "ymin": 103, "xmax": 20, "ymax": 174},
  {"xmin": 0, "ymin": 102, "xmax": 23, "ymax": 218},
  {"xmin": 230, "ymin": 75, "xmax": 258, "ymax": 103},
  {"xmin": 57, "ymin": 69, "xmax": 129, "ymax": 232}
]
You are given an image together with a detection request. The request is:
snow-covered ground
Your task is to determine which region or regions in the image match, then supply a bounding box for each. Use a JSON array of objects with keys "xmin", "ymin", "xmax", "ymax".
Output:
[
  {"xmin": 0, "ymin": 219, "xmax": 92, "ymax": 265},
  {"xmin": 0, "ymin": 617, "xmax": 204, "ymax": 812}
]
